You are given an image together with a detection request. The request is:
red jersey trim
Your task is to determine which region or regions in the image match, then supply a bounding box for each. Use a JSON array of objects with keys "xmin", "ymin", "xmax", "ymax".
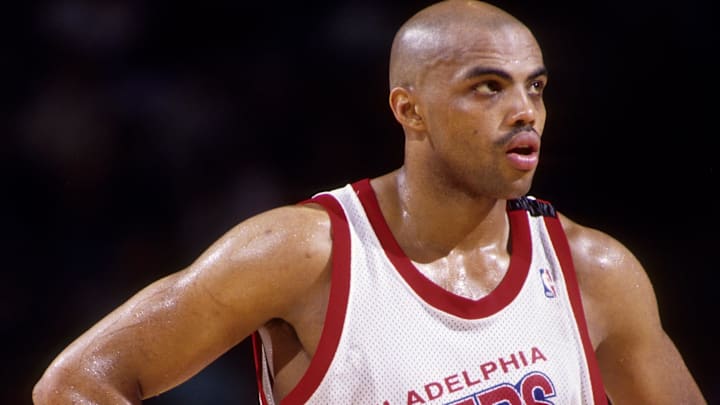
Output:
[
  {"xmin": 543, "ymin": 216, "xmax": 608, "ymax": 404},
  {"xmin": 352, "ymin": 178, "xmax": 532, "ymax": 320},
  {"xmin": 277, "ymin": 194, "xmax": 352, "ymax": 404},
  {"xmin": 252, "ymin": 332, "xmax": 271, "ymax": 405}
]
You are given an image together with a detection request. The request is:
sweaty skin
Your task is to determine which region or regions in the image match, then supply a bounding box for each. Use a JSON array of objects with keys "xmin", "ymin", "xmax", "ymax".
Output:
[{"xmin": 33, "ymin": 1, "xmax": 706, "ymax": 404}]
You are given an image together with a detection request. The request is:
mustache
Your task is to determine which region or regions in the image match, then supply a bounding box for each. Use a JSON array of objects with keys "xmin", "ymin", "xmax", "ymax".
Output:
[{"xmin": 496, "ymin": 125, "xmax": 538, "ymax": 146}]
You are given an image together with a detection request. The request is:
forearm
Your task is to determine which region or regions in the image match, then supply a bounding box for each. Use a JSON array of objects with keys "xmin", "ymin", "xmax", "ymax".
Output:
[{"xmin": 32, "ymin": 305, "xmax": 157, "ymax": 404}]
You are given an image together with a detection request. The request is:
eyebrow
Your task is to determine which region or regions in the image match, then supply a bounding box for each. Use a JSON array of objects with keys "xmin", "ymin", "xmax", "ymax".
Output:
[{"xmin": 462, "ymin": 66, "xmax": 548, "ymax": 82}]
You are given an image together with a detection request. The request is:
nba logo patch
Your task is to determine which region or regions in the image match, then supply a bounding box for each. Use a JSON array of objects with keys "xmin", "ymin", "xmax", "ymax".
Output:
[{"xmin": 539, "ymin": 268, "xmax": 556, "ymax": 298}]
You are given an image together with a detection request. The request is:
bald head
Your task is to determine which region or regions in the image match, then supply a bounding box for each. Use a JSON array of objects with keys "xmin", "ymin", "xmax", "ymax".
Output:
[{"xmin": 389, "ymin": 0, "xmax": 536, "ymax": 89}]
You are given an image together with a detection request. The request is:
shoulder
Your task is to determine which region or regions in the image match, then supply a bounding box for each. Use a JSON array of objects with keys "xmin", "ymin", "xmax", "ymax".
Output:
[
  {"xmin": 557, "ymin": 212, "xmax": 637, "ymax": 278},
  {"xmin": 556, "ymin": 211, "xmax": 647, "ymax": 297},
  {"xmin": 556, "ymin": 212, "xmax": 657, "ymax": 344},
  {"xmin": 227, "ymin": 203, "xmax": 333, "ymax": 250},
  {"xmin": 218, "ymin": 202, "xmax": 333, "ymax": 277},
  {"xmin": 553, "ymin": 214, "xmax": 706, "ymax": 403},
  {"xmin": 186, "ymin": 203, "xmax": 335, "ymax": 318}
]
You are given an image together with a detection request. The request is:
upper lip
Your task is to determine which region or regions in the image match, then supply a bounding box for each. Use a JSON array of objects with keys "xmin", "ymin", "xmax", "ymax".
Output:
[{"xmin": 505, "ymin": 130, "xmax": 540, "ymax": 155}]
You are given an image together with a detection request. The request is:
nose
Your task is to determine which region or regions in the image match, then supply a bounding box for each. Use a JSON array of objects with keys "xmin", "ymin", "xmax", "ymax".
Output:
[{"xmin": 506, "ymin": 87, "xmax": 537, "ymax": 128}]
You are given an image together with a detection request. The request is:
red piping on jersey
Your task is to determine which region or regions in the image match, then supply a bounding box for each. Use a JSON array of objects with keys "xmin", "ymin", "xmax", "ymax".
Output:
[
  {"xmin": 252, "ymin": 332, "xmax": 271, "ymax": 405},
  {"xmin": 353, "ymin": 178, "xmax": 532, "ymax": 320},
  {"xmin": 543, "ymin": 216, "xmax": 608, "ymax": 404},
  {"xmin": 254, "ymin": 194, "xmax": 352, "ymax": 404}
]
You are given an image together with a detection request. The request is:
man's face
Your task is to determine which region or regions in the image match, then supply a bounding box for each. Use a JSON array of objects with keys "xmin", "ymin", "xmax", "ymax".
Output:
[{"xmin": 414, "ymin": 23, "xmax": 547, "ymax": 199}]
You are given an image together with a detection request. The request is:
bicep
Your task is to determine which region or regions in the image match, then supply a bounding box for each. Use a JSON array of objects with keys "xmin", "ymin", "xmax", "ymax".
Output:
[
  {"xmin": 593, "ymin": 261, "xmax": 704, "ymax": 403},
  {"xmin": 597, "ymin": 326, "xmax": 704, "ymax": 404},
  {"xmin": 590, "ymin": 251, "xmax": 677, "ymax": 402}
]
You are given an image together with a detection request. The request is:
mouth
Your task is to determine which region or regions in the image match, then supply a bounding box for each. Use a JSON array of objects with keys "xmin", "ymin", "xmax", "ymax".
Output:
[
  {"xmin": 504, "ymin": 130, "xmax": 540, "ymax": 154},
  {"xmin": 507, "ymin": 144, "xmax": 536, "ymax": 155},
  {"xmin": 504, "ymin": 131, "xmax": 540, "ymax": 171}
]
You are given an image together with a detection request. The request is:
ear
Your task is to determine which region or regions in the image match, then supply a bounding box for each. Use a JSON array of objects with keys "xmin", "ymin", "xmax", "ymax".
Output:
[{"xmin": 389, "ymin": 86, "xmax": 426, "ymax": 132}]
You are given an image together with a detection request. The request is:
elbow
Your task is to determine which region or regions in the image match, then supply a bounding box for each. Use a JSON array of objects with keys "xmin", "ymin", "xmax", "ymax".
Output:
[
  {"xmin": 32, "ymin": 381, "xmax": 48, "ymax": 404},
  {"xmin": 32, "ymin": 365, "xmax": 92, "ymax": 405},
  {"xmin": 32, "ymin": 364, "xmax": 142, "ymax": 405},
  {"xmin": 32, "ymin": 369, "xmax": 69, "ymax": 404}
]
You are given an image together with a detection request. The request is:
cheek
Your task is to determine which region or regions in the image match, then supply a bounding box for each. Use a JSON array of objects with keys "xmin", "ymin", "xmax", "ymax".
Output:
[
  {"xmin": 441, "ymin": 113, "xmax": 496, "ymax": 157},
  {"xmin": 427, "ymin": 98, "xmax": 497, "ymax": 152},
  {"xmin": 444, "ymin": 104, "xmax": 490, "ymax": 135}
]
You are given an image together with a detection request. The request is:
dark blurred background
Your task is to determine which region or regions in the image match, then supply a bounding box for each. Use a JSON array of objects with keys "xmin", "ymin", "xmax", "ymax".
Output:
[{"xmin": 5, "ymin": 0, "xmax": 717, "ymax": 403}]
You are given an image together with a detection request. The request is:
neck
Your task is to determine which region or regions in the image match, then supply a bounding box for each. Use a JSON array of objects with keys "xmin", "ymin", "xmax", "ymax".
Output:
[{"xmin": 371, "ymin": 168, "xmax": 510, "ymax": 263}]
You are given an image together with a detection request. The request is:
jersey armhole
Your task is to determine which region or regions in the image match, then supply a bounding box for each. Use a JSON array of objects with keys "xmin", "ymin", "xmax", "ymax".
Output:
[
  {"xmin": 543, "ymin": 215, "xmax": 609, "ymax": 404},
  {"xmin": 268, "ymin": 194, "xmax": 353, "ymax": 404}
]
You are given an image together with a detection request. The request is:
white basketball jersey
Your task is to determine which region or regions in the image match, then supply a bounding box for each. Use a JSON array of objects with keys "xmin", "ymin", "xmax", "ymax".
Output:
[{"xmin": 254, "ymin": 179, "xmax": 607, "ymax": 404}]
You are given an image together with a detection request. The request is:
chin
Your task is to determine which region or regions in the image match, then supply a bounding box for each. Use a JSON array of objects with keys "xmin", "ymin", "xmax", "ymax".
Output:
[
  {"xmin": 502, "ymin": 191, "xmax": 530, "ymax": 201},
  {"xmin": 503, "ymin": 178, "xmax": 534, "ymax": 199}
]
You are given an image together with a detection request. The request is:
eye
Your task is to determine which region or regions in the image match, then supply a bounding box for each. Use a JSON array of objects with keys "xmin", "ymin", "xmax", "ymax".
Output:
[
  {"xmin": 528, "ymin": 79, "xmax": 546, "ymax": 95},
  {"xmin": 473, "ymin": 80, "xmax": 502, "ymax": 95}
]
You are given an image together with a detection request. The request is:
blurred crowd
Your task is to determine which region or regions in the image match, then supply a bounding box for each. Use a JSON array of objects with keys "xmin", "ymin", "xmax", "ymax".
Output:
[{"xmin": 5, "ymin": 2, "xmax": 409, "ymax": 403}]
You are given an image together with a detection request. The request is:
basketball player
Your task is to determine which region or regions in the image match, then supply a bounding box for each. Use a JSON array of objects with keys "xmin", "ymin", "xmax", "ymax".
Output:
[{"xmin": 33, "ymin": 1, "xmax": 706, "ymax": 403}]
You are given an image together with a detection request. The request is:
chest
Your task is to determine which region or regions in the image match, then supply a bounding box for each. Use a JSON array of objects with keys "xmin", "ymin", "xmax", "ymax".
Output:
[
  {"xmin": 299, "ymin": 240, "xmax": 597, "ymax": 404},
  {"xmin": 412, "ymin": 249, "xmax": 511, "ymax": 300}
]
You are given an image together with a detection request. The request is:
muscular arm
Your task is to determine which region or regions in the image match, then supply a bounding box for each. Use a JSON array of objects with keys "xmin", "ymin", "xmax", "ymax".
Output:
[
  {"xmin": 561, "ymin": 214, "xmax": 706, "ymax": 404},
  {"xmin": 32, "ymin": 204, "xmax": 332, "ymax": 404}
]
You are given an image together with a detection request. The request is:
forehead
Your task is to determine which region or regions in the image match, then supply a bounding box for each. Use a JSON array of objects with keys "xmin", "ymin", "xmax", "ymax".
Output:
[{"xmin": 426, "ymin": 24, "xmax": 544, "ymax": 80}]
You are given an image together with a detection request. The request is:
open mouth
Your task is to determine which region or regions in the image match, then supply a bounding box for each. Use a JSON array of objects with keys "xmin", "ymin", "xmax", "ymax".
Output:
[
  {"xmin": 508, "ymin": 145, "xmax": 535, "ymax": 155},
  {"xmin": 504, "ymin": 131, "xmax": 540, "ymax": 171},
  {"xmin": 504, "ymin": 130, "xmax": 540, "ymax": 155}
]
